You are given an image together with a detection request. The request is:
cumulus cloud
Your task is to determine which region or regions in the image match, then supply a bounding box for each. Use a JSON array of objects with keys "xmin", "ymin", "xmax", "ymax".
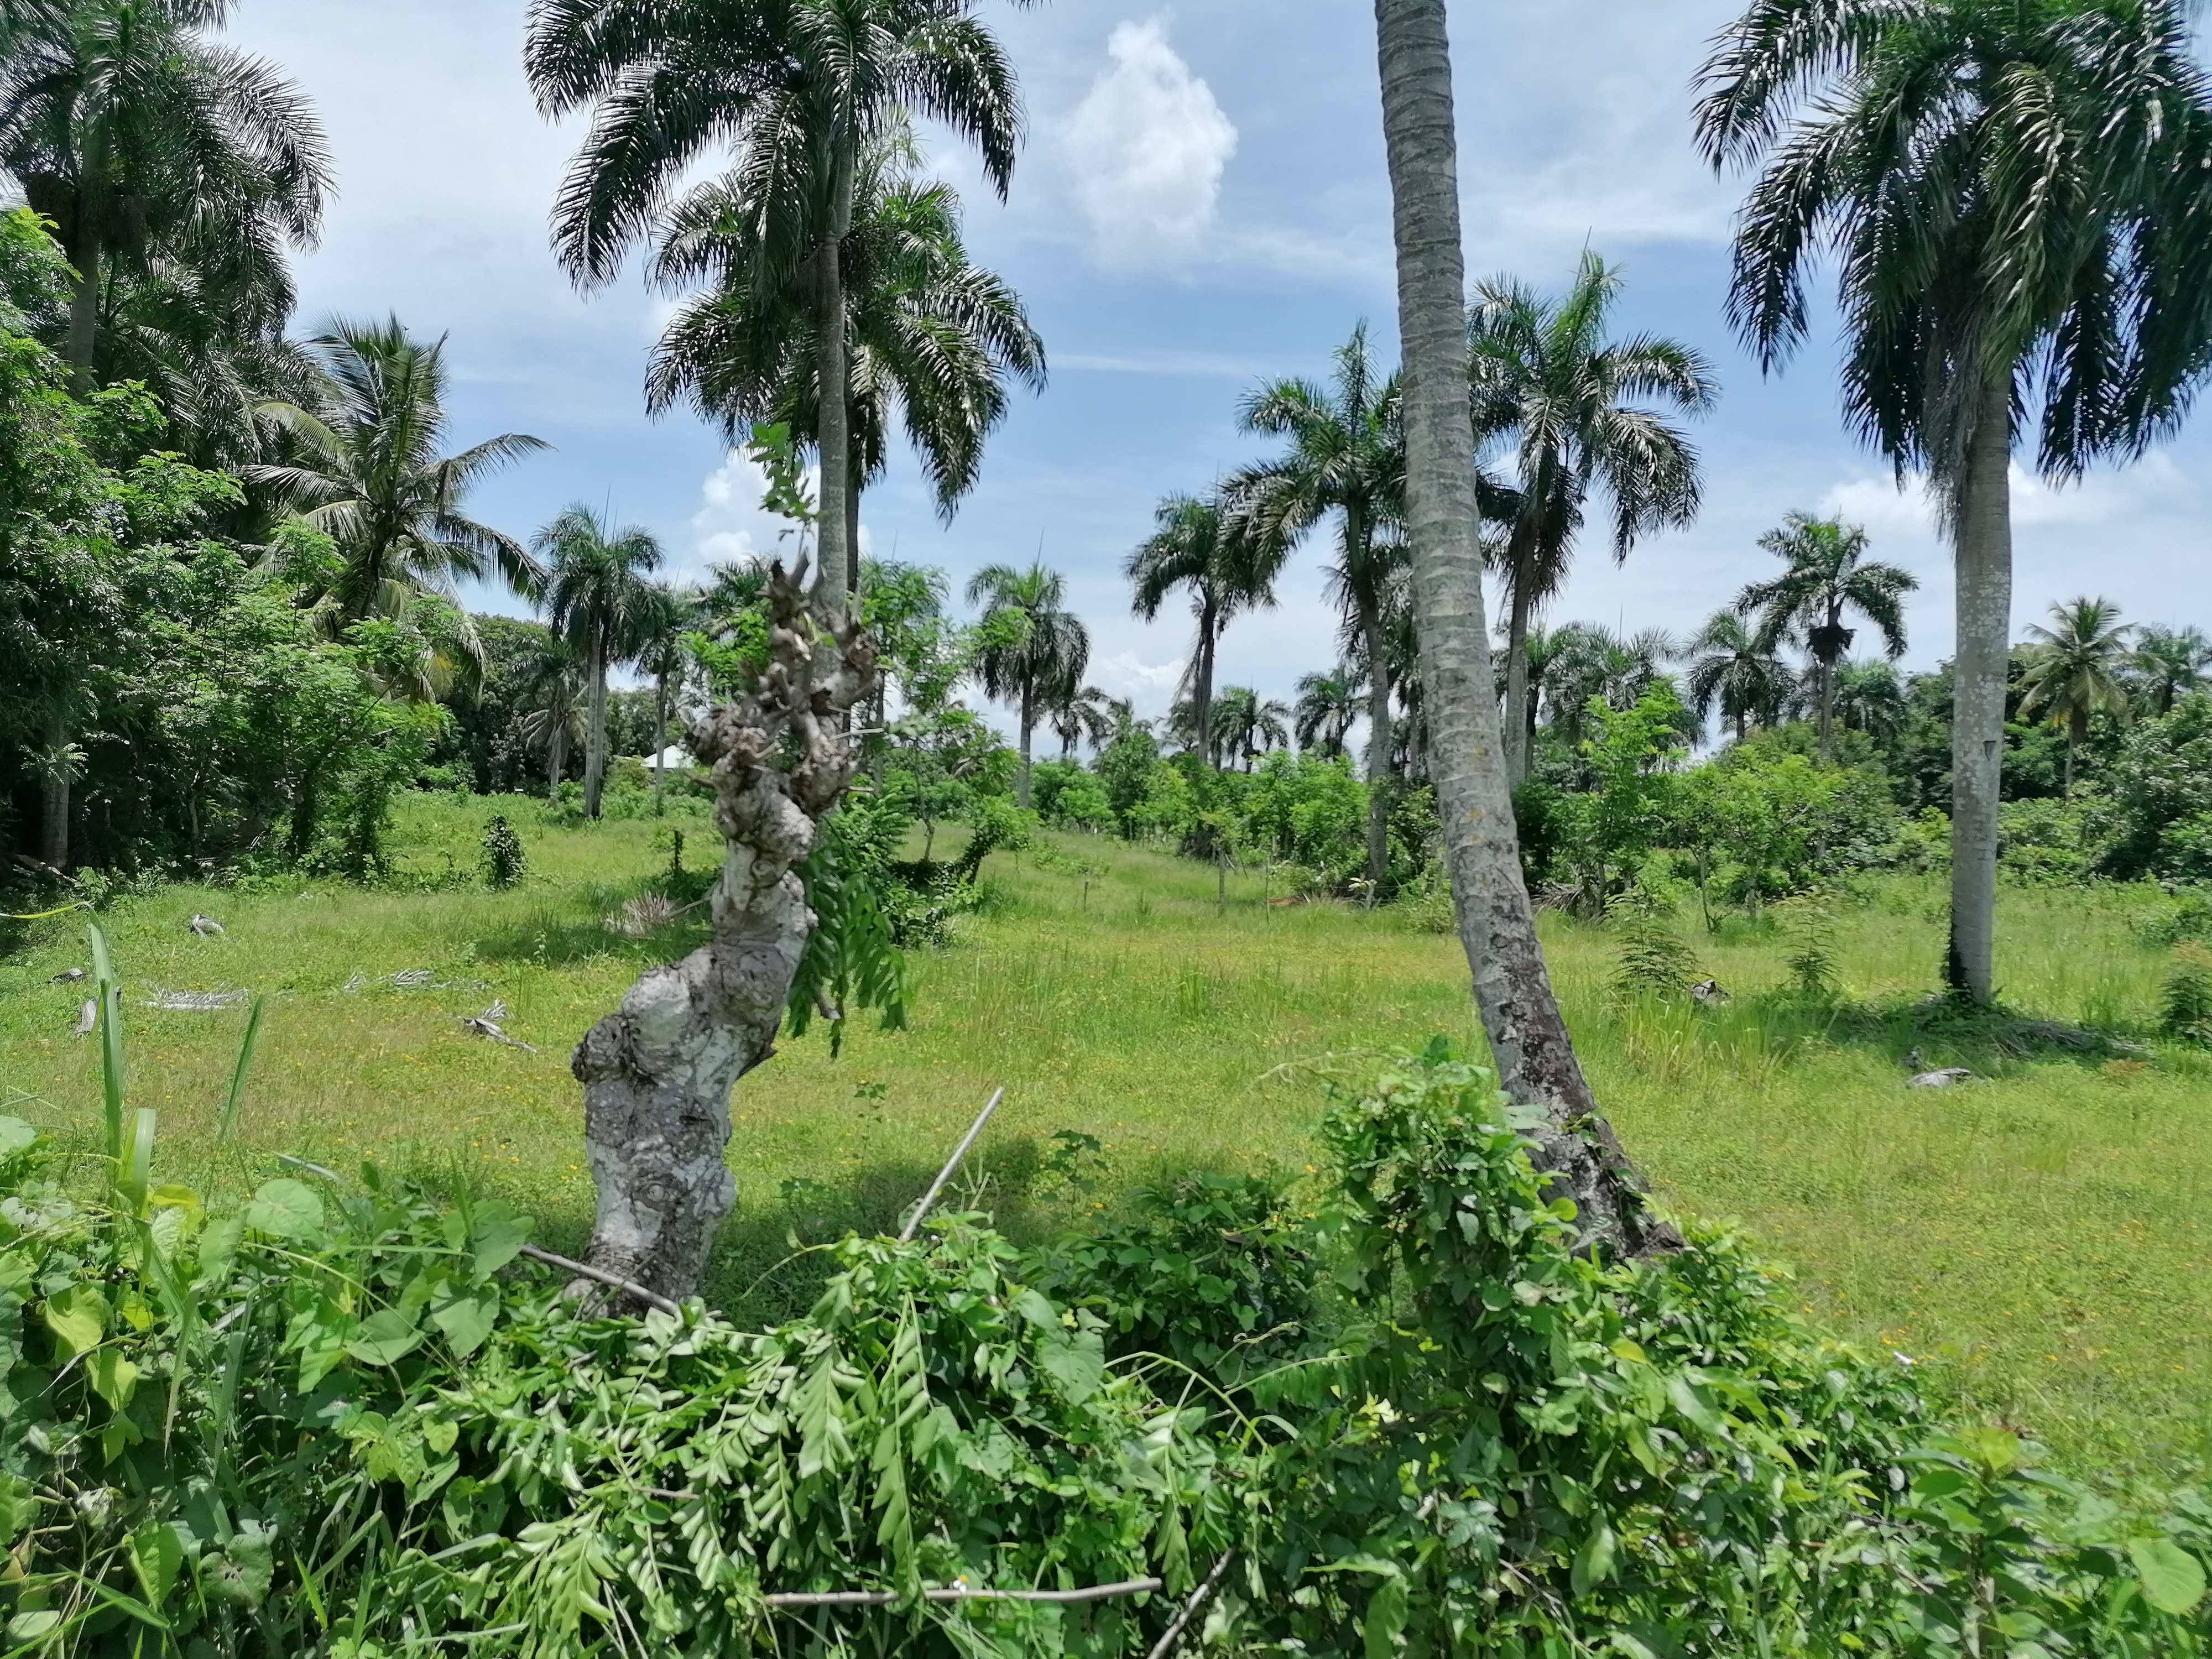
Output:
[
  {"xmin": 1063, "ymin": 19, "xmax": 1238, "ymax": 269},
  {"xmin": 686, "ymin": 450, "xmax": 872, "ymax": 581},
  {"xmin": 1089, "ymin": 649, "xmax": 1186, "ymax": 713}
]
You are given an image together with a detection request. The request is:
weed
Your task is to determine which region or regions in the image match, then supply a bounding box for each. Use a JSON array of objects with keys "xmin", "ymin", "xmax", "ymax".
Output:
[
  {"xmin": 1609, "ymin": 886, "xmax": 1704, "ymax": 1000},
  {"xmin": 2159, "ymin": 942, "xmax": 2212, "ymax": 1043},
  {"xmin": 1780, "ymin": 894, "xmax": 1842, "ymax": 996}
]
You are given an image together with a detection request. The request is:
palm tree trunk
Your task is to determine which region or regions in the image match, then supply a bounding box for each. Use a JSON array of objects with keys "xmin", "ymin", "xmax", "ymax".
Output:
[
  {"xmin": 1503, "ymin": 548, "xmax": 1535, "ymax": 785},
  {"xmin": 1947, "ymin": 378, "xmax": 2014, "ymax": 1005},
  {"xmin": 652, "ymin": 665, "xmax": 670, "ymax": 815},
  {"xmin": 548, "ymin": 722, "xmax": 568, "ymax": 800},
  {"xmin": 813, "ymin": 140, "xmax": 858, "ymax": 613},
  {"xmin": 65, "ymin": 232, "xmax": 100, "ymax": 395},
  {"xmin": 1359, "ymin": 593, "xmax": 1392, "ymax": 899},
  {"xmin": 40, "ymin": 709, "xmax": 70, "ymax": 871},
  {"xmin": 1817, "ymin": 654, "xmax": 1835, "ymax": 762},
  {"xmin": 585, "ymin": 641, "xmax": 609, "ymax": 820},
  {"xmin": 2064, "ymin": 710, "xmax": 2083, "ymax": 798},
  {"xmin": 1374, "ymin": 0, "xmax": 1675, "ymax": 1258},
  {"xmin": 1017, "ymin": 683, "xmax": 1034, "ymax": 809},
  {"xmin": 1193, "ymin": 596, "xmax": 1218, "ymax": 769}
]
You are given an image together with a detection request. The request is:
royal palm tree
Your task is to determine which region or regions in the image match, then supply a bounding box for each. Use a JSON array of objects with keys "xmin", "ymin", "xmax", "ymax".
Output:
[
  {"xmin": 539, "ymin": 505, "xmax": 665, "ymax": 821},
  {"xmin": 0, "ymin": 0, "xmax": 332, "ymax": 390},
  {"xmin": 1547, "ymin": 624, "xmax": 1675, "ymax": 745},
  {"xmin": 518, "ymin": 641, "xmax": 587, "ymax": 801},
  {"xmin": 1126, "ymin": 489, "xmax": 1279, "ymax": 758},
  {"xmin": 1832, "ymin": 659, "xmax": 1908, "ymax": 742},
  {"xmin": 2131, "ymin": 624, "xmax": 2212, "ymax": 716},
  {"xmin": 1232, "ymin": 324, "xmax": 1405, "ymax": 893},
  {"xmin": 1374, "ymin": 0, "xmax": 1670, "ymax": 1256},
  {"xmin": 646, "ymin": 124, "xmax": 1043, "ymax": 588},
  {"xmin": 1734, "ymin": 514, "xmax": 1914, "ymax": 761},
  {"xmin": 252, "ymin": 317, "xmax": 549, "ymax": 620},
  {"xmin": 1211, "ymin": 686, "xmax": 1290, "ymax": 772},
  {"xmin": 967, "ymin": 561, "xmax": 1088, "ymax": 809},
  {"xmin": 1698, "ymin": 0, "xmax": 2212, "ymax": 1003},
  {"xmin": 1468, "ymin": 253, "xmax": 1716, "ymax": 781},
  {"xmin": 528, "ymin": 0, "xmax": 1024, "ymax": 616},
  {"xmin": 2017, "ymin": 597, "xmax": 2133, "ymax": 795},
  {"xmin": 630, "ymin": 582, "xmax": 701, "ymax": 812},
  {"xmin": 1681, "ymin": 608, "xmax": 1792, "ymax": 743},
  {"xmin": 1293, "ymin": 667, "xmax": 1362, "ymax": 760},
  {"xmin": 1046, "ymin": 684, "xmax": 1115, "ymax": 760}
]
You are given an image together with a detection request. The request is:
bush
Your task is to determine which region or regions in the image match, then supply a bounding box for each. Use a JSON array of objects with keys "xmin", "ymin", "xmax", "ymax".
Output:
[
  {"xmin": 1609, "ymin": 886, "xmax": 1705, "ymax": 999},
  {"xmin": 480, "ymin": 813, "xmax": 527, "ymax": 889},
  {"xmin": 1778, "ymin": 893, "xmax": 1841, "ymax": 996},
  {"xmin": 2159, "ymin": 942, "xmax": 2212, "ymax": 1044}
]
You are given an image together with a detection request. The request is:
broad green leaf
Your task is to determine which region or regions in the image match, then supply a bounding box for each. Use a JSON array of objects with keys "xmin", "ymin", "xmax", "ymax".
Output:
[
  {"xmin": 44, "ymin": 1284, "xmax": 108, "ymax": 1362},
  {"xmin": 7, "ymin": 1611, "xmax": 62, "ymax": 1643},
  {"xmin": 345, "ymin": 1307, "xmax": 424, "ymax": 1368},
  {"xmin": 0, "ymin": 1117, "xmax": 36, "ymax": 1157},
  {"xmin": 1572, "ymin": 1522, "xmax": 1619, "ymax": 1597},
  {"xmin": 1667, "ymin": 1374, "xmax": 1724, "ymax": 1437},
  {"xmin": 244, "ymin": 1177, "xmax": 325, "ymax": 1243},
  {"xmin": 2130, "ymin": 1537, "xmax": 2206, "ymax": 1615},
  {"xmin": 1363, "ymin": 1572, "xmax": 1408, "ymax": 1659},
  {"xmin": 0, "ymin": 1472, "xmax": 33, "ymax": 1548},
  {"xmin": 430, "ymin": 1288, "xmax": 499, "ymax": 1358},
  {"xmin": 88, "ymin": 1349, "xmax": 139, "ymax": 1411},
  {"xmin": 129, "ymin": 1521, "xmax": 186, "ymax": 1607},
  {"xmin": 1033, "ymin": 1326, "xmax": 1105, "ymax": 1405},
  {"xmin": 205, "ymin": 1524, "xmax": 275, "ymax": 1608},
  {"xmin": 1011, "ymin": 1287, "xmax": 1063, "ymax": 1329},
  {"xmin": 422, "ymin": 1418, "xmax": 459, "ymax": 1457},
  {"xmin": 469, "ymin": 1201, "xmax": 532, "ymax": 1280}
]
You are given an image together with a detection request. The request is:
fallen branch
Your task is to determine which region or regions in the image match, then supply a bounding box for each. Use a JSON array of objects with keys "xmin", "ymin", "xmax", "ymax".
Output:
[
  {"xmin": 764, "ymin": 1578, "xmax": 1164, "ymax": 1609},
  {"xmin": 517, "ymin": 1242, "xmax": 680, "ymax": 1317},
  {"xmin": 1146, "ymin": 1553, "xmax": 1236, "ymax": 1659},
  {"xmin": 898, "ymin": 1087, "xmax": 1005, "ymax": 1243}
]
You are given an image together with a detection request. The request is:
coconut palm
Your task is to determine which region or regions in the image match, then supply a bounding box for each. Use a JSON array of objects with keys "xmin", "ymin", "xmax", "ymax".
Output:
[
  {"xmin": 539, "ymin": 506, "xmax": 666, "ymax": 821},
  {"xmin": 2130, "ymin": 624, "xmax": 2212, "ymax": 716},
  {"xmin": 1681, "ymin": 608, "xmax": 1793, "ymax": 743},
  {"xmin": 1698, "ymin": 0, "xmax": 2212, "ymax": 1003},
  {"xmin": 1373, "ymin": 0, "xmax": 1667, "ymax": 1256},
  {"xmin": 1547, "ymin": 624, "xmax": 1676, "ymax": 745},
  {"xmin": 2017, "ymin": 597, "xmax": 2133, "ymax": 796},
  {"xmin": 0, "ymin": 0, "xmax": 332, "ymax": 389},
  {"xmin": 1293, "ymin": 667, "xmax": 1363, "ymax": 760},
  {"xmin": 967, "ymin": 562, "xmax": 1088, "ymax": 809},
  {"xmin": 1231, "ymin": 324, "xmax": 1405, "ymax": 893},
  {"xmin": 518, "ymin": 642, "xmax": 587, "ymax": 800},
  {"xmin": 1467, "ymin": 253, "xmax": 1717, "ymax": 782},
  {"xmin": 1126, "ymin": 489, "xmax": 1280, "ymax": 758},
  {"xmin": 646, "ymin": 123, "xmax": 1044, "ymax": 588},
  {"xmin": 251, "ymin": 317, "xmax": 550, "ymax": 621},
  {"xmin": 1211, "ymin": 686, "xmax": 1290, "ymax": 772},
  {"xmin": 528, "ymin": 0, "xmax": 1024, "ymax": 617},
  {"xmin": 1832, "ymin": 659, "xmax": 1908, "ymax": 742},
  {"xmin": 1734, "ymin": 514, "xmax": 1915, "ymax": 761},
  {"xmin": 1047, "ymin": 684, "xmax": 1115, "ymax": 760}
]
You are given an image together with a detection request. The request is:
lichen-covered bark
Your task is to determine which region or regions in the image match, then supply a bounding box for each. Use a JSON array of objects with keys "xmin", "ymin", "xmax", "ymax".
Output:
[
  {"xmin": 572, "ymin": 566, "xmax": 875, "ymax": 1302},
  {"xmin": 1374, "ymin": 0, "xmax": 1676, "ymax": 1258}
]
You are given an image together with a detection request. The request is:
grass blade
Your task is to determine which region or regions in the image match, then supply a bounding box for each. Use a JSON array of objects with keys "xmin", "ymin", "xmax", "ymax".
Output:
[
  {"xmin": 121, "ymin": 1108, "xmax": 156, "ymax": 1213},
  {"xmin": 217, "ymin": 995, "xmax": 268, "ymax": 1146},
  {"xmin": 87, "ymin": 922, "xmax": 123, "ymax": 1166}
]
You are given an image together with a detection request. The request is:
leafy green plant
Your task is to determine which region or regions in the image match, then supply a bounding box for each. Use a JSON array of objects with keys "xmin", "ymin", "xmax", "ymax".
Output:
[
  {"xmin": 2159, "ymin": 942, "xmax": 2212, "ymax": 1044},
  {"xmin": 1780, "ymin": 893, "xmax": 1842, "ymax": 997},
  {"xmin": 1609, "ymin": 886, "xmax": 1704, "ymax": 999},
  {"xmin": 481, "ymin": 813, "xmax": 528, "ymax": 889}
]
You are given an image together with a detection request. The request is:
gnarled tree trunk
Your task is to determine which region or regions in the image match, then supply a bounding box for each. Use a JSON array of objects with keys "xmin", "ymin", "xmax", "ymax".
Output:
[
  {"xmin": 1374, "ymin": 0, "xmax": 1676, "ymax": 1258},
  {"xmin": 572, "ymin": 566, "xmax": 875, "ymax": 1301}
]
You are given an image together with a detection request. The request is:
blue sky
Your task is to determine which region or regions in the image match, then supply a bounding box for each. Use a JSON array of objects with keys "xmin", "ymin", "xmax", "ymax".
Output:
[{"xmin": 227, "ymin": 0, "xmax": 2212, "ymax": 726}]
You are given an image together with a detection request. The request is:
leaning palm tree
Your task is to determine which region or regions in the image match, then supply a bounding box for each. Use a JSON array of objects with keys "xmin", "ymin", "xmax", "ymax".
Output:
[
  {"xmin": 1698, "ymin": 0, "xmax": 2212, "ymax": 1003},
  {"xmin": 2017, "ymin": 597, "xmax": 2133, "ymax": 796},
  {"xmin": 0, "ymin": 0, "xmax": 332, "ymax": 389},
  {"xmin": 967, "ymin": 562, "xmax": 1089, "ymax": 809},
  {"xmin": 1373, "ymin": 0, "xmax": 1672, "ymax": 1258},
  {"xmin": 1468, "ymin": 253, "xmax": 1717, "ymax": 781},
  {"xmin": 1293, "ymin": 667, "xmax": 1363, "ymax": 759},
  {"xmin": 1681, "ymin": 608, "xmax": 1792, "ymax": 743},
  {"xmin": 2130, "ymin": 624, "xmax": 2212, "ymax": 717},
  {"xmin": 1047, "ymin": 684, "xmax": 1115, "ymax": 760},
  {"xmin": 539, "ymin": 506, "xmax": 666, "ymax": 821},
  {"xmin": 1734, "ymin": 514, "xmax": 1915, "ymax": 760},
  {"xmin": 1832, "ymin": 659, "xmax": 1908, "ymax": 742},
  {"xmin": 251, "ymin": 317, "xmax": 550, "ymax": 620},
  {"xmin": 1126, "ymin": 490, "xmax": 1280, "ymax": 757},
  {"xmin": 647, "ymin": 122, "xmax": 1044, "ymax": 587},
  {"xmin": 529, "ymin": 0, "xmax": 1022, "ymax": 619},
  {"xmin": 1231, "ymin": 324, "xmax": 1405, "ymax": 894}
]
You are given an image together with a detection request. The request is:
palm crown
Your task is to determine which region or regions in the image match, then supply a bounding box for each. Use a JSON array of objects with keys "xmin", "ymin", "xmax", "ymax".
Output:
[
  {"xmin": 966, "ymin": 561, "xmax": 1089, "ymax": 808},
  {"xmin": 1735, "ymin": 512, "xmax": 1915, "ymax": 759},
  {"xmin": 1126, "ymin": 490, "xmax": 1278, "ymax": 760},
  {"xmin": 2017, "ymin": 596, "xmax": 2133, "ymax": 794},
  {"xmin": 1680, "ymin": 607, "xmax": 1794, "ymax": 743},
  {"xmin": 539, "ymin": 505, "xmax": 666, "ymax": 820}
]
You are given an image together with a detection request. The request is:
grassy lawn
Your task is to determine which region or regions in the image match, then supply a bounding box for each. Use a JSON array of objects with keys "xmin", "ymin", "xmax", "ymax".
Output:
[{"xmin": 3, "ymin": 791, "xmax": 2208, "ymax": 1477}]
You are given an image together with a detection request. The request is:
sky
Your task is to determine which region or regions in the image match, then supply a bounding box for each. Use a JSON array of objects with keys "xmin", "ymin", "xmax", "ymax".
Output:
[{"xmin": 223, "ymin": 0, "xmax": 2212, "ymax": 730}]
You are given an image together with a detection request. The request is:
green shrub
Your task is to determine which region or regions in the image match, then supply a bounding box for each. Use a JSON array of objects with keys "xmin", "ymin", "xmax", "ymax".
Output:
[
  {"xmin": 480, "ymin": 813, "xmax": 527, "ymax": 889},
  {"xmin": 1778, "ymin": 893, "xmax": 1841, "ymax": 996},
  {"xmin": 2159, "ymin": 942, "xmax": 2212, "ymax": 1044},
  {"xmin": 1609, "ymin": 887, "xmax": 1704, "ymax": 999}
]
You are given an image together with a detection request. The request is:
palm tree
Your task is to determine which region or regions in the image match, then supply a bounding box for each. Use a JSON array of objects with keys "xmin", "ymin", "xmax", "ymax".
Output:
[
  {"xmin": 646, "ymin": 123, "xmax": 1044, "ymax": 589},
  {"xmin": 1374, "ymin": 0, "xmax": 1671, "ymax": 1258},
  {"xmin": 528, "ymin": 0, "xmax": 1023, "ymax": 617},
  {"xmin": 1698, "ymin": 0, "xmax": 2212, "ymax": 1003},
  {"xmin": 518, "ymin": 641, "xmax": 587, "ymax": 800},
  {"xmin": 1832, "ymin": 659, "xmax": 1907, "ymax": 742},
  {"xmin": 1047, "ymin": 684, "xmax": 1115, "ymax": 760},
  {"xmin": 0, "ymin": 0, "xmax": 332, "ymax": 389},
  {"xmin": 1232, "ymin": 324, "xmax": 1405, "ymax": 894},
  {"xmin": 1467, "ymin": 253, "xmax": 1717, "ymax": 782},
  {"xmin": 1734, "ymin": 514, "xmax": 1915, "ymax": 760},
  {"xmin": 1126, "ymin": 489, "xmax": 1279, "ymax": 758},
  {"xmin": 539, "ymin": 505, "xmax": 666, "ymax": 821},
  {"xmin": 1211, "ymin": 686, "xmax": 1290, "ymax": 772},
  {"xmin": 1681, "ymin": 608, "xmax": 1792, "ymax": 743},
  {"xmin": 2017, "ymin": 597, "xmax": 2133, "ymax": 796},
  {"xmin": 2131, "ymin": 625, "xmax": 2212, "ymax": 716},
  {"xmin": 1548, "ymin": 624, "xmax": 1675, "ymax": 745},
  {"xmin": 1293, "ymin": 667, "xmax": 1363, "ymax": 759},
  {"xmin": 251, "ymin": 317, "xmax": 550, "ymax": 620},
  {"xmin": 967, "ymin": 562, "xmax": 1089, "ymax": 809},
  {"xmin": 630, "ymin": 583, "xmax": 701, "ymax": 812}
]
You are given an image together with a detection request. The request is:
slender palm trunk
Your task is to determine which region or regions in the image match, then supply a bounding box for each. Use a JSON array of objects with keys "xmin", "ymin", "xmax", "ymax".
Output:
[
  {"xmin": 1947, "ymin": 378, "xmax": 2013, "ymax": 1004},
  {"xmin": 65, "ymin": 231, "xmax": 100, "ymax": 394},
  {"xmin": 1193, "ymin": 597, "xmax": 1219, "ymax": 769},
  {"xmin": 1375, "ymin": 0, "xmax": 1674, "ymax": 1258},
  {"xmin": 813, "ymin": 140, "xmax": 858, "ymax": 612},
  {"xmin": 585, "ymin": 641, "xmax": 609, "ymax": 820},
  {"xmin": 1503, "ymin": 546, "xmax": 1535, "ymax": 784},
  {"xmin": 40, "ymin": 709, "xmax": 70, "ymax": 871},
  {"xmin": 1816, "ymin": 653, "xmax": 1836, "ymax": 762},
  {"xmin": 1359, "ymin": 591, "xmax": 1393, "ymax": 899},
  {"xmin": 652, "ymin": 666, "xmax": 670, "ymax": 815},
  {"xmin": 1017, "ymin": 683, "xmax": 1034, "ymax": 809},
  {"xmin": 547, "ymin": 721, "xmax": 568, "ymax": 800},
  {"xmin": 2064, "ymin": 711, "xmax": 2083, "ymax": 798}
]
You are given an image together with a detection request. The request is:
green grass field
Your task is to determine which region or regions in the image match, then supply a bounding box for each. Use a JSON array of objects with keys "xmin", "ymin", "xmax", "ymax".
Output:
[{"xmin": 3, "ymin": 791, "xmax": 2208, "ymax": 1477}]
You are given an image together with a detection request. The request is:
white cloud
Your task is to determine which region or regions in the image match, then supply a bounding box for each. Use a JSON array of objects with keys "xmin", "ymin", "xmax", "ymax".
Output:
[
  {"xmin": 685, "ymin": 450, "xmax": 875, "ymax": 583},
  {"xmin": 1091, "ymin": 649, "xmax": 1186, "ymax": 713},
  {"xmin": 1063, "ymin": 19, "xmax": 1238, "ymax": 269}
]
